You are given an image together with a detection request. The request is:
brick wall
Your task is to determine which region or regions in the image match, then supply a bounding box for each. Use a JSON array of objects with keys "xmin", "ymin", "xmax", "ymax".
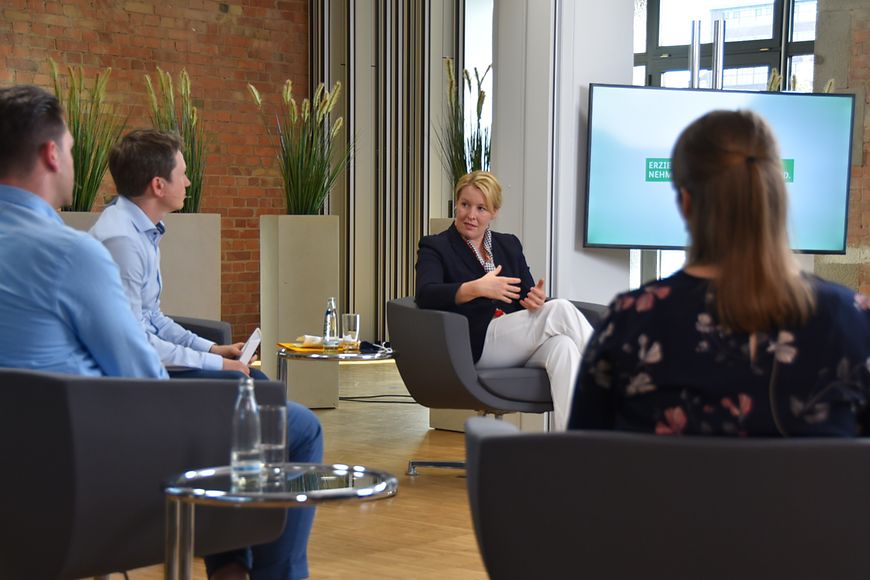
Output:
[
  {"xmin": 851, "ymin": 8, "xmax": 870, "ymax": 294},
  {"xmin": 816, "ymin": 1, "xmax": 870, "ymax": 294},
  {"xmin": 0, "ymin": 0, "xmax": 308, "ymax": 341}
]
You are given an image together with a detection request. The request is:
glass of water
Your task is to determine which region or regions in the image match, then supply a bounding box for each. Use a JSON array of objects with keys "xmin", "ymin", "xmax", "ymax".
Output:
[
  {"xmin": 341, "ymin": 313, "xmax": 360, "ymax": 350},
  {"xmin": 258, "ymin": 404, "xmax": 287, "ymax": 484}
]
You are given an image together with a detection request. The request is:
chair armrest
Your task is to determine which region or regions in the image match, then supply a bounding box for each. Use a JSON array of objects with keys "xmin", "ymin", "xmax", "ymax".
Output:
[
  {"xmin": 569, "ymin": 300, "xmax": 608, "ymax": 329},
  {"xmin": 172, "ymin": 315, "xmax": 232, "ymax": 344},
  {"xmin": 388, "ymin": 297, "xmax": 489, "ymax": 410},
  {"xmin": 464, "ymin": 416, "xmax": 520, "ymax": 560}
]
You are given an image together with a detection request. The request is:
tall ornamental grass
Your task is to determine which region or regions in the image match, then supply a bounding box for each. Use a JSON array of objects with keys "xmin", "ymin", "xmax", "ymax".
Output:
[
  {"xmin": 50, "ymin": 60, "xmax": 126, "ymax": 211},
  {"xmin": 145, "ymin": 68, "xmax": 207, "ymax": 213},
  {"xmin": 436, "ymin": 58, "xmax": 491, "ymax": 188},
  {"xmin": 248, "ymin": 80, "xmax": 351, "ymax": 215}
]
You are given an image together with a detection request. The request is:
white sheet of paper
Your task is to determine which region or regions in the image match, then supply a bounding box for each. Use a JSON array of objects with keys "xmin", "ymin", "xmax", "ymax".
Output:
[{"xmin": 239, "ymin": 327, "xmax": 261, "ymax": 365}]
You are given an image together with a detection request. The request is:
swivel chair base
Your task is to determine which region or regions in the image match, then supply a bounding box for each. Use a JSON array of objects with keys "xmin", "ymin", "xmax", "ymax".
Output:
[
  {"xmin": 407, "ymin": 412, "xmax": 503, "ymax": 476},
  {"xmin": 407, "ymin": 460, "xmax": 466, "ymax": 476}
]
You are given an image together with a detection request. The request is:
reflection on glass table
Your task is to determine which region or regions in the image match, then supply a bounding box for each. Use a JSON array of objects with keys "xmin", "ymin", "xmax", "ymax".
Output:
[{"xmin": 164, "ymin": 463, "xmax": 398, "ymax": 580}]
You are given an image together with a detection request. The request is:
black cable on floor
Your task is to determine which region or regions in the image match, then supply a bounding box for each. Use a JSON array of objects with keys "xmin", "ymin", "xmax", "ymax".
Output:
[
  {"xmin": 340, "ymin": 394, "xmax": 413, "ymax": 399},
  {"xmin": 339, "ymin": 394, "xmax": 417, "ymax": 404}
]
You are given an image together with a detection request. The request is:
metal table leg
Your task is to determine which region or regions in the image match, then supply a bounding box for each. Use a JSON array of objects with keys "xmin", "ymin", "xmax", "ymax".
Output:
[
  {"xmin": 165, "ymin": 497, "xmax": 195, "ymax": 580},
  {"xmin": 165, "ymin": 497, "xmax": 179, "ymax": 580}
]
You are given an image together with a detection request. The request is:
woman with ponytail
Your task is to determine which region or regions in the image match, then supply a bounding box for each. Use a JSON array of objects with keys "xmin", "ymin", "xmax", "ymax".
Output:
[{"xmin": 569, "ymin": 110, "xmax": 870, "ymax": 437}]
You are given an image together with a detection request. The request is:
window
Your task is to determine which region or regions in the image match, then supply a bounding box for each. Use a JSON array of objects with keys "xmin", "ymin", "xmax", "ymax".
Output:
[
  {"xmin": 791, "ymin": 0, "xmax": 817, "ymax": 41},
  {"xmin": 659, "ymin": 0, "xmax": 776, "ymax": 45},
  {"xmin": 464, "ymin": 0, "xmax": 494, "ymax": 148},
  {"xmin": 635, "ymin": 0, "xmax": 815, "ymax": 91}
]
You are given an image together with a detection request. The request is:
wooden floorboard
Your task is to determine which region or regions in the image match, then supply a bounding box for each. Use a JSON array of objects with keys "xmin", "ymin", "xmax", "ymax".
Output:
[{"xmin": 116, "ymin": 361, "xmax": 486, "ymax": 579}]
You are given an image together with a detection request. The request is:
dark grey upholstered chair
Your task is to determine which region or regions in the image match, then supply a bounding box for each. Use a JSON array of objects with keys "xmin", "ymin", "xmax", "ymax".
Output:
[
  {"xmin": 173, "ymin": 315, "xmax": 233, "ymax": 345},
  {"xmin": 0, "ymin": 368, "xmax": 287, "ymax": 580},
  {"xmin": 386, "ymin": 296, "xmax": 606, "ymax": 475},
  {"xmin": 465, "ymin": 417, "xmax": 870, "ymax": 580}
]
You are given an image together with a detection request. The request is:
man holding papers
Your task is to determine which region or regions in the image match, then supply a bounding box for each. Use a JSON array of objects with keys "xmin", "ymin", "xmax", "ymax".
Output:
[
  {"xmin": 92, "ymin": 128, "xmax": 323, "ymax": 580},
  {"xmin": 90, "ymin": 129, "xmax": 256, "ymax": 379}
]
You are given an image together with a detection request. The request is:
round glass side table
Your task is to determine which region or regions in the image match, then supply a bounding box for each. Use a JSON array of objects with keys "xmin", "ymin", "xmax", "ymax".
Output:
[{"xmin": 164, "ymin": 462, "xmax": 398, "ymax": 580}]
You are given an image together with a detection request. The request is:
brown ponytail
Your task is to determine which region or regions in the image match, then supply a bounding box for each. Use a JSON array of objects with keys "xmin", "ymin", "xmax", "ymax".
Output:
[{"xmin": 671, "ymin": 110, "xmax": 814, "ymax": 333}]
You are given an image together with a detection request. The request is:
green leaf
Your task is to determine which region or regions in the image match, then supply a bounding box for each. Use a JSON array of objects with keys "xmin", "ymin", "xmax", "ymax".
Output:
[
  {"xmin": 50, "ymin": 60, "xmax": 127, "ymax": 212},
  {"xmin": 143, "ymin": 67, "xmax": 208, "ymax": 212},
  {"xmin": 249, "ymin": 81, "xmax": 352, "ymax": 215}
]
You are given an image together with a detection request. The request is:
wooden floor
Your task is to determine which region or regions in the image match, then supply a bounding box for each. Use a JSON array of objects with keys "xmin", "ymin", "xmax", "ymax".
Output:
[{"xmin": 120, "ymin": 361, "xmax": 486, "ymax": 579}]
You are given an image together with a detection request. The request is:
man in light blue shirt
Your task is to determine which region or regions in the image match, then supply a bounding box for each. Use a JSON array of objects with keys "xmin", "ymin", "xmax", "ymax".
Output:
[
  {"xmin": 92, "ymin": 128, "xmax": 323, "ymax": 580},
  {"xmin": 0, "ymin": 85, "xmax": 166, "ymax": 379},
  {"xmin": 90, "ymin": 129, "xmax": 251, "ymax": 377}
]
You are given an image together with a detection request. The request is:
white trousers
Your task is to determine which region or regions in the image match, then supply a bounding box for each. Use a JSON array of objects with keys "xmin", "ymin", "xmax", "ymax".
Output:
[{"xmin": 476, "ymin": 299, "xmax": 594, "ymax": 431}]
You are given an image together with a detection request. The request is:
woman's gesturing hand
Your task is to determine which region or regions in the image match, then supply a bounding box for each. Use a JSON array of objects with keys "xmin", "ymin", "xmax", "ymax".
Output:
[
  {"xmin": 455, "ymin": 265, "xmax": 522, "ymax": 304},
  {"xmin": 519, "ymin": 278, "xmax": 546, "ymax": 312},
  {"xmin": 476, "ymin": 265, "xmax": 522, "ymax": 303}
]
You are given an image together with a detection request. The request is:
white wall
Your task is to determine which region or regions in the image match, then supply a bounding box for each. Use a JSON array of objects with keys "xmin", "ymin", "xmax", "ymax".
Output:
[
  {"xmin": 492, "ymin": 0, "xmax": 635, "ymax": 305},
  {"xmin": 552, "ymin": 1, "xmax": 634, "ymax": 304},
  {"xmin": 491, "ymin": 0, "xmax": 554, "ymax": 278}
]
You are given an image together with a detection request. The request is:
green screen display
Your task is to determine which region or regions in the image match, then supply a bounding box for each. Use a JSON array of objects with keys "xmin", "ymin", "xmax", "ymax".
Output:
[{"xmin": 584, "ymin": 84, "xmax": 854, "ymax": 253}]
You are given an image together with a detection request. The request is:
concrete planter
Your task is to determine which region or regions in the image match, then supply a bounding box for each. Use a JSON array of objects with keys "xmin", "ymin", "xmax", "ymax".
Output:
[
  {"xmin": 61, "ymin": 211, "xmax": 222, "ymax": 320},
  {"xmin": 260, "ymin": 214, "xmax": 340, "ymax": 378}
]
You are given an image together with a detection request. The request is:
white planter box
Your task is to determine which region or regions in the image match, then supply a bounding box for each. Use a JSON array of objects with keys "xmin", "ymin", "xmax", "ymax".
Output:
[
  {"xmin": 260, "ymin": 215, "xmax": 340, "ymax": 380},
  {"xmin": 61, "ymin": 210, "xmax": 221, "ymax": 321}
]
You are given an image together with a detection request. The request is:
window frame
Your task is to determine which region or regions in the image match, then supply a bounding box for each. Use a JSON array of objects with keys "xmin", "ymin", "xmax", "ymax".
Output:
[{"xmin": 635, "ymin": 0, "xmax": 815, "ymax": 90}]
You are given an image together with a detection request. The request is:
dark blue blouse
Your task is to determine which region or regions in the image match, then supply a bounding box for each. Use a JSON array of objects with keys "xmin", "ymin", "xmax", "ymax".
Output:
[{"xmin": 568, "ymin": 270, "xmax": 870, "ymax": 437}]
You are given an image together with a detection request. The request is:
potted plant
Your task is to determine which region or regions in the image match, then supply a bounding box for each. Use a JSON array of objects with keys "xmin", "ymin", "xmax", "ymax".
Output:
[
  {"xmin": 50, "ymin": 59, "xmax": 126, "ymax": 216},
  {"xmin": 249, "ymin": 80, "xmax": 351, "ymax": 215},
  {"xmin": 141, "ymin": 67, "xmax": 221, "ymax": 320},
  {"xmin": 436, "ymin": 58, "xmax": 492, "ymax": 189},
  {"xmin": 248, "ymin": 80, "xmax": 351, "ymax": 378},
  {"xmin": 144, "ymin": 67, "xmax": 206, "ymax": 213}
]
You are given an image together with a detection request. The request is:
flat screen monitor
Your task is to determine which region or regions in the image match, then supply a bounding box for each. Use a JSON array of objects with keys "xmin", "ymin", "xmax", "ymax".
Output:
[{"xmin": 584, "ymin": 83, "xmax": 855, "ymax": 253}]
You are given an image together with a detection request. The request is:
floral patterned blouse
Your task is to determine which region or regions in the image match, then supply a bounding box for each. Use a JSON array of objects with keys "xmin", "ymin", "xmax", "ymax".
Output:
[{"xmin": 568, "ymin": 270, "xmax": 870, "ymax": 437}]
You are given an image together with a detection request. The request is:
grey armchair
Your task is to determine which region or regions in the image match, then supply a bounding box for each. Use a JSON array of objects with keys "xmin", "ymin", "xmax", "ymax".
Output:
[
  {"xmin": 172, "ymin": 315, "xmax": 233, "ymax": 345},
  {"xmin": 386, "ymin": 297, "xmax": 605, "ymax": 475},
  {"xmin": 0, "ymin": 368, "xmax": 287, "ymax": 580},
  {"xmin": 465, "ymin": 417, "xmax": 870, "ymax": 580}
]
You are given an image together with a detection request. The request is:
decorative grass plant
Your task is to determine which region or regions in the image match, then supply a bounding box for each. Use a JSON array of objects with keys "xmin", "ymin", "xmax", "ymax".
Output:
[
  {"xmin": 248, "ymin": 80, "xmax": 351, "ymax": 215},
  {"xmin": 767, "ymin": 67, "xmax": 832, "ymax": 93},
  {"xmin": 144, "ymin": 68, "xmax": 207, "ymax": 213},
  {"xmin": 50, "ymin": 59, "xmax": 126, "ymax": 211},
  {"xmin": 437, "ymin": 58, "xmax": 492, "ymax": 188}
]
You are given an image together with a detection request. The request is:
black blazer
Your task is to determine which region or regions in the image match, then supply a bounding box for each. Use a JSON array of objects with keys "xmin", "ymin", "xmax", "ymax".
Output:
[{"xmin": 415, "ymin": 224, "xmax": 536, "ymax": 362}]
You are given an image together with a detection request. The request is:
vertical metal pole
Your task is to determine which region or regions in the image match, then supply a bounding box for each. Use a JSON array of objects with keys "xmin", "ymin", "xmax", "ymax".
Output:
[
  {"xmin": 178, "ymin": 501, "xmax": 195, "ymax": 580},
  {"xmin": 712, "ymin": 19, "xmax": 726, "ymax": 90},
  {"xmin": 347, "ymin": 0, "xmax": 356, "ymax": 313},
  {"xmin": 688, "ymin": 20, "xmax": 701, "ymax": 88},
  {"xmin": 780, "ymin": 0, "xmax": 794, "ymax": 89},
  {"xmin": 164, "ymin": 497, "xmax": 179, "ymax": 580}
]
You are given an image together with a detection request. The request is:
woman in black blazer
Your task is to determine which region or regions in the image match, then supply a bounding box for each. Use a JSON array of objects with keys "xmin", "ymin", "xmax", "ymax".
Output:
[{"xmin": 415, "ymin": 171, "xmax": 593, "ymax": 430}]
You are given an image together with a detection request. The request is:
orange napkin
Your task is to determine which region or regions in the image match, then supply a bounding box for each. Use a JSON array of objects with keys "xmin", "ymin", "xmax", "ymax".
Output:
[{"xmin": 277, "ymin": 342, "xmax": 324, "ymax": 353}]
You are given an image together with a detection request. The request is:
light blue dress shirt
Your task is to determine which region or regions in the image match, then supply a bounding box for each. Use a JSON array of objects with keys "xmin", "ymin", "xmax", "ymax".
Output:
[
  {"xmin": 90, "ymin": 196, "xmax": 223, "ymax": 370},
  {"xmin": 0, "ymin": 185, "xmax": 167, "ymax": 378}
]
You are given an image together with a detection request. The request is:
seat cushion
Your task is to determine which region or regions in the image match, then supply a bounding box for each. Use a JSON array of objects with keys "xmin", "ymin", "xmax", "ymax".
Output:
[{"xmin": 477, "ymin": 367, "xmax": 552, "ymax": 404}]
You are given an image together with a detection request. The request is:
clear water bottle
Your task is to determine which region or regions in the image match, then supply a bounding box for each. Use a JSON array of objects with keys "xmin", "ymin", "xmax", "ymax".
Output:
[
  {"xmin": 231, "ymin": 377, "xmax": 263, "ymax": 491},
  {"xmin": 323, "ymin": 296, "xmax": 339, "ymax": 350}
]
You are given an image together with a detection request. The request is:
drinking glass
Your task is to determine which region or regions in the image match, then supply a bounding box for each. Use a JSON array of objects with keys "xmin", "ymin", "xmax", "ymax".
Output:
[
  {"xmin": 341, "ymin": 313, "xmax": 360, "ymax": 350},
  {"xmin": 259, "ymin": 404, "xmax": 287, "ymax": 483}
]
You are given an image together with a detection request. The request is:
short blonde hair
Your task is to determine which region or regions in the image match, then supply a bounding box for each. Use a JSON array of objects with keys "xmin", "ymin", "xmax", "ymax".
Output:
[{"xmin": 454, "ymin": 171, "xmax": 502, "ymax": 212}]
